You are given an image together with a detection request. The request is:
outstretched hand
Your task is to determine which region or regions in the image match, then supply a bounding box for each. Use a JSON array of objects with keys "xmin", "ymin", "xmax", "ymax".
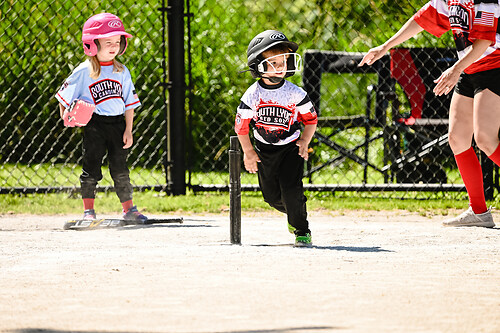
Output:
[{"xmin": 358, "ymin": 44, "xmax": 389, "ymax": 67}]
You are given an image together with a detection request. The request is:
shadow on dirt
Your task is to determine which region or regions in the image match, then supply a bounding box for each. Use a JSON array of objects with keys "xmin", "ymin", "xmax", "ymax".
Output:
[
  {"xmin": 252, "ymin": 244, "xmax": 393, "ymax": 252},
  {"xmin": 312, "ymin": 245, "xmax": 393, "ymax": 252},
  {"xmin": 11, "ymin": 326, "xmax": 341, "ymax": 333},
  {"xmin": 119, "ymin": 222, "xmax": 218, "ymax": 230},
  {"xmin": 206, "ymin": 327, "xmax": 343, "ymax": 333}
]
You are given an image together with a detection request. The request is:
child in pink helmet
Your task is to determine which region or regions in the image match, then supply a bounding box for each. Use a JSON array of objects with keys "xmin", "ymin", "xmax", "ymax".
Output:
[{"xmin": 55, "ymin": 13, "xmax": 147, "ymax": 222}]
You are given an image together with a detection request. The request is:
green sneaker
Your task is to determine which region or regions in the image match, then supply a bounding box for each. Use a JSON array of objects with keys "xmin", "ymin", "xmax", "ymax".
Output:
[
  {"xmin": 287, "ymin": 223, "xmax": 296, "ymax": 234},
  {"xmin": 294, "ymin": 233, "xmax": 312, "ymax": 247}
]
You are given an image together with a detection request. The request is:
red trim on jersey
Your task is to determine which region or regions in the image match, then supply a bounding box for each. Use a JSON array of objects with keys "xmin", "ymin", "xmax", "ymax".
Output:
[
  {"xmin": 99, "ymin": 61, "xmax": 114, "ymax": 66},
  {"xmin": 414, "ymin": 5, "xmax": 450, "ymax": 38},
  {"xmin": 57, "ymin": 93, "xmax": 70, "ymax": 108},
  {"xmin": 465, "ymin": 49, "xmax": 500, "ymax": 74},
  {"xmin": 234, "ymin": 116, "xmax": 251, "ymax": 135},
  {"xmin": 470, "ymin": 17, "xmax": 498, "ymax": 45},
  {"xmin": 469, "ymin": 30, "xmax": 496, "ymax": 45},
  {"xmin": 125, "ymin": 100, "xmax": 140, "ymax": 108},
  {"xmin": 297, "ymin": 111, "xmax": 318, "ymax": 125}
]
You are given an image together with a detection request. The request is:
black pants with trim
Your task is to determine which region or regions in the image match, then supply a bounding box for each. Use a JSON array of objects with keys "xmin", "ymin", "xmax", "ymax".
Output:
[
  {"xmin": 255, "ymin": 140, "xmax": 310, "ymax": 235},
  {"xmin": 80, "ymin": 114, "xmax": 133, "ymax": 203}
]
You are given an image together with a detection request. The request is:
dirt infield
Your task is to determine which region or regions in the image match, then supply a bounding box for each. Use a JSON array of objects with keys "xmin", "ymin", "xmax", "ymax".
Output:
[{"xmin": 0, "ymin": 210, "xmax": 499, "ymax": 333}]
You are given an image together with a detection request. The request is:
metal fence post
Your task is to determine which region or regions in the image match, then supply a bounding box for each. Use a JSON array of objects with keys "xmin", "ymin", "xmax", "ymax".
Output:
[
  {"xmin": 167, "ymin": 0, "xmax": 186, "ymax": 195},
  {"xmin": 229, "ymin": 136, "xmax": 241, "ymax": 245}
]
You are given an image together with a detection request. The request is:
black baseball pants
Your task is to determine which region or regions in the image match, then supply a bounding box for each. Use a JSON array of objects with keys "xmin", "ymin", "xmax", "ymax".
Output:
[
  {"xmin": 80, "ymin": 114, "xmax": 133, "ymax": 203},
  {"xmin": 255, "ymin": 140, "xmax": 310, "ymax": 235}
]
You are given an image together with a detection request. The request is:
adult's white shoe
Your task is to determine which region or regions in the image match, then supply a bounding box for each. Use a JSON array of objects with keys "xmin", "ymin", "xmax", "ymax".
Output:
[{"xmin": 443, "ymin": 207, "xmax": 495, "ymax": 228}]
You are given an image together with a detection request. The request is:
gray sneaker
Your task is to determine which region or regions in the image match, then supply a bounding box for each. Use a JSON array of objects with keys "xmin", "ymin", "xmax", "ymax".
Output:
[
  {"xmin": 123, "ymin": 205, "xmax": 148, "ymax": 223},
  {"xmin": 83, "ymin": 209, "xmax": 96, "ymax": 220},
  {"xmin": 443, "ymin": 207, "xmax": 495, "ymax": 228}
]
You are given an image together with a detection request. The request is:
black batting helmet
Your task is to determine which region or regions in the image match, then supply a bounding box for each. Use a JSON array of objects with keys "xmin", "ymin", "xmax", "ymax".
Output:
[{"xmin": 246, "ymin": 30, "xmax": 299, "ymax": 79}]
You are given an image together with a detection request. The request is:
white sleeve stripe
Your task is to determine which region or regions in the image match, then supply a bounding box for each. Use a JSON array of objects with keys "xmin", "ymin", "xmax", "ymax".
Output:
[
  {"xmin": 431, "ymin": 0, "xmax": 449, "ymax": 16},
  {"xmin": 296, "ymin": 101, "xmax": 314, "ymax": 114},
  {"xmin": 236, "ymin": 107, "xmax": 253, "ymax": 119}
]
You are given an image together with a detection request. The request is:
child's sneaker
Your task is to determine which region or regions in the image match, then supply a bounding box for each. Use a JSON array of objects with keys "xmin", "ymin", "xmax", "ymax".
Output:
[
  {"xmin": 83, "ymin": 209, "xmax": 96, "ymax": 220},
  {"xmin": 443, "ymin": 206, "xmax": 495, "ymax": 228},
  {"xmin": 294, "ymin": 233, "xmax": 312, "ymax": 247},
  {"xmin": 123, "ymin": 205, "xmax": 148, "ymax": 223}
]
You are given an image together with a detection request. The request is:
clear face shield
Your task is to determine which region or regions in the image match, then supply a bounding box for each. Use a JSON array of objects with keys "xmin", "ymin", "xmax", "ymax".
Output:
[{"xmin": 257, "ymin": 53, "xmax": 303, "ymax": 76}]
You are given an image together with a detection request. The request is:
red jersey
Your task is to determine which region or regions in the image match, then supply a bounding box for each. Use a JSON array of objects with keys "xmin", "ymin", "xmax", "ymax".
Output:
[
  {"xmin": 235, "ymin": 80, "xmax": 317, "ymax": 145},
  {"xmin": 414, "ymin": 0, "xmax": 500, "ymax": 73}
]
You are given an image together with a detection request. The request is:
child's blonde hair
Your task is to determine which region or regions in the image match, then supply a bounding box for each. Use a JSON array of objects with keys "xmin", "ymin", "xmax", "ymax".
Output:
[{"xmin": 88, "ymin": 56, "xmax": 125, "ymax": 80}]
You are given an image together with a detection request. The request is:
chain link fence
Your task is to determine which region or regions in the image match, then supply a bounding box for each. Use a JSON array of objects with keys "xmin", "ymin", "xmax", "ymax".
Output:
[
  {"xmin": 187, "ymin": 0, "xmax": 498, "ymax": 199},
  {"xmin": 0, "ymin": 0, "xmax": 168, "ymax": 193},
  {"xmin": 1, "ymin": 0, "xmax": 499, "ymax": 199}
]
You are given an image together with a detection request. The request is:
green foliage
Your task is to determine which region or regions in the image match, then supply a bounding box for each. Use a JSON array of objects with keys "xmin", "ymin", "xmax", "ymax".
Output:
[{"xmin": 0, "ymin": 0, "xmax": 460, "ymax": 191}]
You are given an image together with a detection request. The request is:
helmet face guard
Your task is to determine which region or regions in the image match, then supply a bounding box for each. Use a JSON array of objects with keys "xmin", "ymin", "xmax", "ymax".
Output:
[
  {"xmin": 256, "ymin": 53, "xmax": 302, "ymax": 76},
  {"xmin": 82, "ymin": 13, "xmax": 132, "ymax": 57}
]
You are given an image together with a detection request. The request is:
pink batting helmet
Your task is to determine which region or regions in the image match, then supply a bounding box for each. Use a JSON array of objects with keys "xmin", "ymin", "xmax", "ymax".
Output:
[{"xmin": 82, "ymin": 13, "xmax": 132, "ymax": 57}]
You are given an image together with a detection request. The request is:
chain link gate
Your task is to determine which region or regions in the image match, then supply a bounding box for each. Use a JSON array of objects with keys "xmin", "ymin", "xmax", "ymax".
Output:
[
  {"xmin": 186, "ymin": 0, "xmax": 499, "ymax": 199},
  {"xmin": 0, "ymin": 1, "xmax": 171, "ymax": 194}
]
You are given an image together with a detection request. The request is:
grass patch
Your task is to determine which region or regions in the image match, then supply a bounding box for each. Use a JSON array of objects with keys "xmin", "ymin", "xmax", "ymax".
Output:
[
  {"xmin": 1, "ymin": 189, "xmax": 496, "ymax": 217},
  {"xmin": 1, "ymin": 162, "xmax": 465, "ymax": 189},
  {"xmin": 0, "ymin": 164, "xmax": 495, "ymax": 218}
]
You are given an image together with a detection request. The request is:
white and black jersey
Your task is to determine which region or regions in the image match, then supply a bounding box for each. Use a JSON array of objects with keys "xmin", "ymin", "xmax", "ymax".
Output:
[{"xmin": 235, "ymin": 80, "xmax": 317, "ymax": 145}]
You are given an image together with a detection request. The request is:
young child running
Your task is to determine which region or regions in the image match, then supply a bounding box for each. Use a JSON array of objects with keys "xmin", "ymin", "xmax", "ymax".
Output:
[
  {"xmin": 359, "ymin": 0, "xmax": 499, "ymax": 228},
  {"xmin": 235, "ymin": 30, "xmax": 318, "ymax": 246},
  {"xmin": 55, "ymin": 13, "xmax": 147, "ymax": 222}
]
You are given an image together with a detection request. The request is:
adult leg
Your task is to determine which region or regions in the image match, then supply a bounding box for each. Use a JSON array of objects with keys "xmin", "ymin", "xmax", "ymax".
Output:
[
  {"xmin": 448, "ymin": 93, "xmax": 488, "ymax": 214},
  {"xmin": 443, "ymin": 93, "xmax": 493, "ymax": 226},
  {"xmin": 473, "ymin": 89, "xmax": 500, "ymax": 156},
  {"xmin": 448, "ymin": 92, "xmax": 474, "ymax": 154}
]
